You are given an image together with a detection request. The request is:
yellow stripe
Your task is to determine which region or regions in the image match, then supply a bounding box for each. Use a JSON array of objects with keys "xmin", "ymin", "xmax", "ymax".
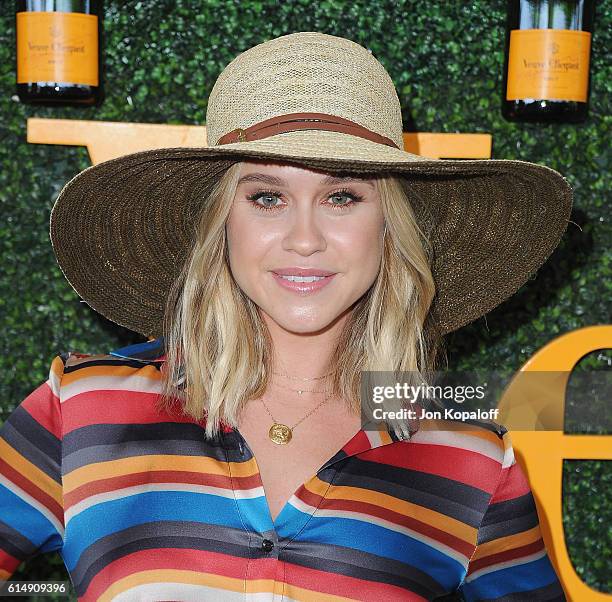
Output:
[
  {"xmin": 472, "ymin": 524, "xmax": 543, "ymax": 558},
  {"xmin": 373, "ymin": 421, "xmax": 394, "ymax": 444},
  {"xmin": 99, "ymin": 569, "xmax": 248, "ymax": 602},
  {"xmin": 419, "ymin": 418, "xmax": 505, "ymax": 446},
  {"xmin": 63, "ymin": 454, "xmax": 229, "ymax": 492},
  {"xmin": 325, "ymin": 483, "xmax": 477, "ymax": 544},
  {"xmin": 0, "ymin": 568, "xmax": 14, "ymax": 580},
  {"xmin": 0, "ymin": 439, "xmax": 62, "ymax": 506},
  {"xmin": 61, "ymin": 361, "xmax": 161, "ymax": 386},
  {"xmin": 301, "ymin": 474, "xmax": 336, "ymax": 498},
  {"xmin": 50, "ymin": 354, "xmax": 65, "ymax": 384},
  {"xmin": 245, "ymin": 576, "xmax": 285, "ymax": 596},
  {"xmin": 382, "ymin": 429, "xmax": 395, "ymax": 445}
]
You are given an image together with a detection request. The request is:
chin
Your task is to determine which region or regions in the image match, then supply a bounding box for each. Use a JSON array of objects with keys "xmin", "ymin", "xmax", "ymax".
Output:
[
  {"xmin": 276, "ymin": 319, "xmax": 337, "ymax": 336},
  {"xmin": 265, "ymin": 304, "xmax": 353, "ymax": 335}
]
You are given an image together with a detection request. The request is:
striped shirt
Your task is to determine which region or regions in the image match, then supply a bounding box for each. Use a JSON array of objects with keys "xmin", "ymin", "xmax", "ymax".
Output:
[{"xmin": 0, "ymin": 338, "xmax": 566, "ymax": 601}]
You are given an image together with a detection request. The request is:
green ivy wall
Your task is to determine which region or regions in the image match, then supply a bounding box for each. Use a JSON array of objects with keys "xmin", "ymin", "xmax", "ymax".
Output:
[{"xmin": 0, "ymin": 1, "xmax": 609, "ymax": 599}]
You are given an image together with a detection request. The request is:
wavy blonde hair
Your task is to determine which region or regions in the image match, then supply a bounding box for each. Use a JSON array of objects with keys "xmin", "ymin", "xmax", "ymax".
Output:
[{"xmin": 156, "ymin": 160, "xmax": 445, "ymax": 441}]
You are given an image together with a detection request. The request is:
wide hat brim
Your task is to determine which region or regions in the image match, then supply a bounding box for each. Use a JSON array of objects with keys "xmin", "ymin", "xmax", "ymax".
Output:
[{"xmin": 49, "ymin": 129, "xmax": 573, "ymax": 338}]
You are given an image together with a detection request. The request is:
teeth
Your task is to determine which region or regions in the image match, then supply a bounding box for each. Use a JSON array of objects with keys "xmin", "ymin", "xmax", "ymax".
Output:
[{"xmin": 279, "ymin": 275, "xmax": 327, "ymax": 282}]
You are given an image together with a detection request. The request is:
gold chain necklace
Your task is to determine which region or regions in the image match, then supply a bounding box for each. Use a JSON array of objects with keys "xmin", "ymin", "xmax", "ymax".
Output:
[
  {"xmin": 261, "ymin": 392, "xmax": 333, "ymax": 445},
  {"xmin": 269, "ymin": 380, "xmax": 332, "ymax": 395},
  {"xmin": 272, "ymin": 369, "xmax": 334, "ymax": 381}
]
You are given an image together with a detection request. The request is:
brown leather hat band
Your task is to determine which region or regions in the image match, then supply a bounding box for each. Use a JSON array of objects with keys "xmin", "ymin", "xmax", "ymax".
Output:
[{"xmin": 216, "ymin": 112, "xmax": 400, "ymax": 149}]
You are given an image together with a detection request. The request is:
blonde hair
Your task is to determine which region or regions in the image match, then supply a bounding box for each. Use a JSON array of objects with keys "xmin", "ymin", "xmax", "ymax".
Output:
[{"xmin": 156, "ymin": 161, "xmax": 445, "ymax": 441}]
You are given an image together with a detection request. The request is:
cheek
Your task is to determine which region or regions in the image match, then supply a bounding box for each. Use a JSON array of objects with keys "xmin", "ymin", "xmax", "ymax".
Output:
[
  {"xmin": 225, "ymin": 212, "xmax": 271, "ymax": 275},
  {"xmin": 225, "ymin": 213, "xmax": 250, "ymax": 277},
  {"xmin": 335, "ymin": 218, "xmax": 385, "ymax": 274},
  {"xmin": 227, "ymin": 211, "xmax": 253, "ymax": 258}
]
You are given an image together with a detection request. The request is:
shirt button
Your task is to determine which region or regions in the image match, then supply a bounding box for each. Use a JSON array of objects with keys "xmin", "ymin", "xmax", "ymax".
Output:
[{"xmin": 261, "ymin": 538, "xmax": 274, "ymax": 552}]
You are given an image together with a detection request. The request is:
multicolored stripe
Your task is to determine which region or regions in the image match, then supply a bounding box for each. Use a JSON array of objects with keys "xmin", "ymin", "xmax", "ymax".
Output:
[{"xmin": 0, "ymin": 339, "xmax": 566, "ymax": 600}]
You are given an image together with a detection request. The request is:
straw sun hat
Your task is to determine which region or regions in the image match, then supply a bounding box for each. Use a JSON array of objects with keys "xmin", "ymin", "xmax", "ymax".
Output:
[{"xmin": 49, "ymin": 31, "xmax": 573, "ymax": 338}]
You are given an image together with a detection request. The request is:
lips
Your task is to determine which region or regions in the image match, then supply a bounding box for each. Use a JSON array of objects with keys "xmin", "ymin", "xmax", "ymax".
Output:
[
  {"xmin": 271, "ymin": 271, "xmax": 336, "ymax": 294},
  {"xmin": 272, "ymin": 267, "xmax": 336, "ymax": 277}
]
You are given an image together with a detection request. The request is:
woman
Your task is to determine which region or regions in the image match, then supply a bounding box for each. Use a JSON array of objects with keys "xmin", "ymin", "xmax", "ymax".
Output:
[{"xmin": 0, "ymin": 32, "xmax": 570, "ymax": 601}]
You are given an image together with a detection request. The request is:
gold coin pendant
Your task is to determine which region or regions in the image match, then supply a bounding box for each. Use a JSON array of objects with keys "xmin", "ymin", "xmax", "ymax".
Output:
[{"xmin": 269, "ymin": 423, "xmax": 292, "ymax": 445}]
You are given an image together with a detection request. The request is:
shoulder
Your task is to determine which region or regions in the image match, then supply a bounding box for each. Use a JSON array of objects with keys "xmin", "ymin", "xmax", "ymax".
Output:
[
  {"xmin": 412, "ymin": 415, "xmax": 508, "ymax": 453},
  {"xmin": 58, "ymin": 338, "xmax": 166, "ymax": 399},
  {"xmin": 407, "ymin": 417, "xmax": 513, "ymax": 494},
  {"xmin": 61, "ymin": 338, "xmax": 166, "ymax": 371},
  {"xmin": 53, "ymin": 340, "xmax": 172, "ymax": 431}
]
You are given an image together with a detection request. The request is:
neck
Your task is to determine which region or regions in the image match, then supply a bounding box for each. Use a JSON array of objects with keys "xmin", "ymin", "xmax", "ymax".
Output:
[{"xmin": 261, "ymin": 306, "xmax": 350, "ymax": 382}]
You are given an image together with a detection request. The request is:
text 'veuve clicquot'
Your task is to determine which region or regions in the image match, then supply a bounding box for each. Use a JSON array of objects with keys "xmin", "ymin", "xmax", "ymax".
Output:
[{"xmin": 16, "ymin": 0, "xmax": 104, "ymax": 107}]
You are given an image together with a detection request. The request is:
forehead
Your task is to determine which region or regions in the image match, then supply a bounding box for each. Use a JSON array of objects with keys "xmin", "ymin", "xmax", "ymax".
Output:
[{"xmin": 237, "ymin": 161, "xmax": 376, "ymax": 189}]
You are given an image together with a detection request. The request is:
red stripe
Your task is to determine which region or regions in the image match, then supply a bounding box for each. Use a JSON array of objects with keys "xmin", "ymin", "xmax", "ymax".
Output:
[
  {"xmin": 64, "ymin": 469, "xmax": 246, "ymax": 509},
  {"xmin": 467, "ymin": 537, "xmax": 545, "ymax": 574},
  {"xmin": 62, "ymin": 389, "xmax": 203, "ymax": 433},
  {"xmin": 83, "ymin": 547, "xmax": 267, "ymax": 600},
  {"xmin": 313, "ymin": 495, "xmax": 475, "ymax": 557},
  {"xmin": 282, "ymin": 560, "xmax": 429, "ymax": 601},
  {"xmin": 21, "ymin": 382, "xmax": 62, "ymax": 439},
  {"xmin": 0, "ymin": 548, "xmax": 21, "ymax": 577},
  {"xmin": 342, "ymin": 429, "xmax": 379, "ymax": 456},
  {"xmin": 365, "ymin": 443, "xmax": 500, "ymax": 493},
  {"xmin": 0, "ymin": 456, "xmax": 63, "ymax": 523},
  {"xmin": 490, "ymin": 462, "xmax": 531, "ymax": 503}
]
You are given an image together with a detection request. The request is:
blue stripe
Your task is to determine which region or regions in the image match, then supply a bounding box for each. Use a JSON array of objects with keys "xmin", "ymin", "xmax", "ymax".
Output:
[
  {"xmin": 0, "ymin": 484, "xmax": 63, "ymax": 553},
  {"xmin": 233, "ymin": 496, "xmax": 275, "ymax": 533},
  {"xmin": 63, "ymin": 490, "xmax": 245, "ymax": 571},
  {"xmin": 109, "ymin": 337, "xmax": 166, "ymax": 361},
  {"xmin": 461, "ymin": 553, "xmax": 559, "ymax": 599},
  {"xmin": 290, "ymin": 512, "xmax": 465, "ymax": 590}
]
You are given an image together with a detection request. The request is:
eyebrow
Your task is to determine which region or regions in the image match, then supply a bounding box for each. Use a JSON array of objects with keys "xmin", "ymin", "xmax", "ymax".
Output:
[{"xmin": 236, "ymin": 173, "xmax": 375, "ymax": 189}]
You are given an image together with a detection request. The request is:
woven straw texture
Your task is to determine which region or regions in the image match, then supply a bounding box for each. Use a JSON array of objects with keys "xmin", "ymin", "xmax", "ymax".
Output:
[
  {"xmin": 49, "ymin": 32, "xmax": 573, "ymax": 338},
  {"xmin": 205, "ymin": 32, "xmax": 404, "ymax": 149}
]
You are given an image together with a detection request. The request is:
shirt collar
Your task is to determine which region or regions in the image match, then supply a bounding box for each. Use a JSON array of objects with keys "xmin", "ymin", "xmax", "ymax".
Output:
[
  {"xmin": 109, "ymin": 337, "xmax": 167, "ymax": 362},
  {"xmin": 321, "ymin": 419, "xmax": 404, "ymax": 470},
  {"xmin": 221, "ymin": 418, "xmax": 404, "ymax": 471},
  {"xmin": 109, "ymin": 339, "xmax": 406, "ymax": 468}
]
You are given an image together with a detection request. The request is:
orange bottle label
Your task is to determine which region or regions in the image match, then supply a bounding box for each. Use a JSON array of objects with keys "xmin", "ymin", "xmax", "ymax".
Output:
[
  {"xmin": 506, "ymin": 29, "xmax": 591, "ymax": 102},
  {"xmin": 16, "ymin": 11, "xmax": 98, "ymax": 86}
]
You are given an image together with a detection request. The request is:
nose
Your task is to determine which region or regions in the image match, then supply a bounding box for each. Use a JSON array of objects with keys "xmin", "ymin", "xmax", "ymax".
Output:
[{"xmin": 281, "ymin": 206, "xmax": 327, "ymax": 255}]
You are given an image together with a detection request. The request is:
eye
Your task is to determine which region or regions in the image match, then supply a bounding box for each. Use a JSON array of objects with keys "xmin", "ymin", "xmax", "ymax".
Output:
[
  {"xmin": 246, "ymin": 188, "xmax": 365, "ymax": 212},
  {"xmin": 246, "ymin": 190, "xmax": 283, "ymax": 211}
]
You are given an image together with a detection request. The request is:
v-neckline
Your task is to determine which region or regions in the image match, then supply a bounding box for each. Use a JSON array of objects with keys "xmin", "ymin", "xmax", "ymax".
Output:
[
  {"xmin": 224, "ymin": 419, "xmax": 399, "ymax": 531},
  {"xmin": 242, "ymin": 424, "xmax": 361, "ymax": 527}
]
